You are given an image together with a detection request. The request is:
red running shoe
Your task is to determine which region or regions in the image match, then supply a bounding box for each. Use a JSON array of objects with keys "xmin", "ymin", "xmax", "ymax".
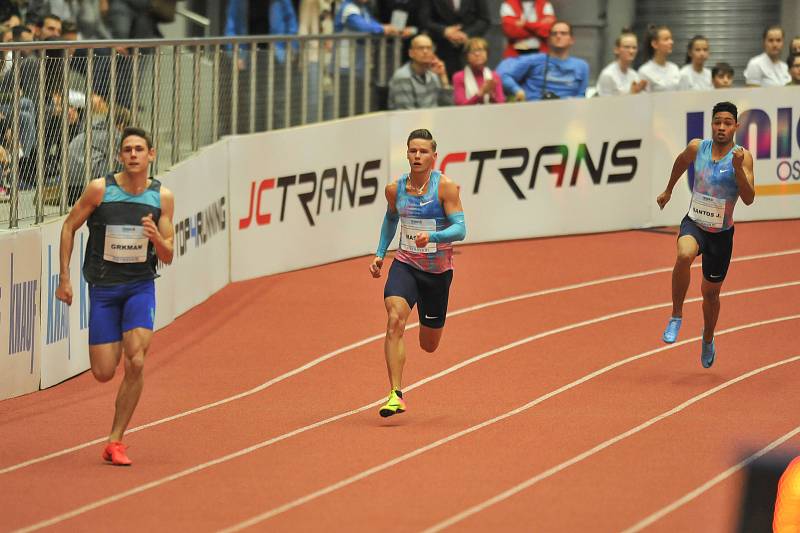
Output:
[{"xmin": 102, "ymin": 441, "xmax": 132, "ymax": 466}]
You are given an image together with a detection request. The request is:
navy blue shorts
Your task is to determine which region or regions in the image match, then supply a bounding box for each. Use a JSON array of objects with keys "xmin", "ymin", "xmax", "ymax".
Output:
[
  {"xmin": 89, "ymin": 279, "xmax": 156, "ymax": 345},
  {"xmin": 384, "ymin": 259, "xmax": 453, "ymax": 329},
  {"xmin": 679, "ymin": 215, "xmax": 735, "ymax": 282}
]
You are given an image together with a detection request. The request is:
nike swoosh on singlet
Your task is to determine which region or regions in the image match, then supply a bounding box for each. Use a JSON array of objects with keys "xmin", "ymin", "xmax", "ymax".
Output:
[{"xmin": 420, "ymin": 200, "xmax": 434, "ymax": 206}]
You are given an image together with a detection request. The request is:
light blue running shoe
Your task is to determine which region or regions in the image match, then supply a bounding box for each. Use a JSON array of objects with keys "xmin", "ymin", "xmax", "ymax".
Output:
[
  {"xmin": 701, "ymin": 336, "xmax": 716, "ymax": 368},
  {"xmin": 662, "ymin": 317, "xmax": 682, "ymax": 343}
]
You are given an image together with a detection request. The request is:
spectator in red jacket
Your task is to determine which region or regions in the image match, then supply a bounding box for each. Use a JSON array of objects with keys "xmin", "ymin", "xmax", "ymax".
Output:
[{"xmin": 500, "ymin": 0, "xmax": 555, "ymax": 58}]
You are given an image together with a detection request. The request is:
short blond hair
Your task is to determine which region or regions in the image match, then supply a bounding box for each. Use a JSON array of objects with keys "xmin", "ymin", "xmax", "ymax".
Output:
[{"xmin": 464, "ymin": 37, "xmax": 488, "ymax": 55}]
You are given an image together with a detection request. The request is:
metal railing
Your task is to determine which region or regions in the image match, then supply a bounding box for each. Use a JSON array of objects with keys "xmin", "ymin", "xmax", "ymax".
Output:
[{"xmin": 0, "ymin": 33, "xmax": 402, "ymax": 228}]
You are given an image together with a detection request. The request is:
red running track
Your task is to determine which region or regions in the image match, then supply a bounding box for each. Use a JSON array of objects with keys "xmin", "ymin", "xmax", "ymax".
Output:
[{"xmin": 0, "ymin": 219, "xmax": 798, "ymax": 532}]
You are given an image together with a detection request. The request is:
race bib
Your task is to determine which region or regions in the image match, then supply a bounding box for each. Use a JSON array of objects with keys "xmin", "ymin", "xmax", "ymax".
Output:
[
  {"xmin": 400, "ymin": 217, "xmax": 437, "ymax": 254},
  {"xmin": 688, "ymin": 192, "xmax": 726, "ymax": 229},
  {"xmin": 104, "ymin": 225, "xmax": 149, "ymax": 263}
]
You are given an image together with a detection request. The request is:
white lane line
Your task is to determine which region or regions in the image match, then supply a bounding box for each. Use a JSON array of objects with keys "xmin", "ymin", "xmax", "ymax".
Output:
[
  {"xmin": 621, "ymin": 425, "xmax": 800, "ymax": 533},
  {"xmin": 3, "ymin": 248, "xmax": 796, "ymax": 476},
  {"xmin": 215, "ymin": 321, "xmax": 800, "ymax": 533},
  {"xmin": 423, "ymin": 354, "xmax": 800, "ymax": 533},
  {"xmin": 15, "ymin": 299, "xmax": 796, "ymax": 533}
]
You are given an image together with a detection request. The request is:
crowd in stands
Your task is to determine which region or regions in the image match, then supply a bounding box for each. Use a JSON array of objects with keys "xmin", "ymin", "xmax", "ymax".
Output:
[
  {"xmin": 0, "ymin": 0, "xmax": 173, "ymax": 198},
  {"xmin": 2, "ymin": 0, "xmax": 799, "ymax": 202}
]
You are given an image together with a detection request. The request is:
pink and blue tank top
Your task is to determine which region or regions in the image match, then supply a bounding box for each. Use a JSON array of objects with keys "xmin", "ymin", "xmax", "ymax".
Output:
[
  {"xmin": 689, "ymin": 139, "xmax": 741, "ymax": 233},
  {"xmin": 394, "ymin": 170, "xmax": 454, "ymax": 274}
]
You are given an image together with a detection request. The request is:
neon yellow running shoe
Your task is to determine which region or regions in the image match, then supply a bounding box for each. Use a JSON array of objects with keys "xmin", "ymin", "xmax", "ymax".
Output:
[{"xmin": 379, "ymin": 390, "xmax": 406, "ymax": 418}]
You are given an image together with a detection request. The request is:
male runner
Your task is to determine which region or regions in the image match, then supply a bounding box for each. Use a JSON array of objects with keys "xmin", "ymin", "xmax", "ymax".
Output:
[
  {"xmin": 369, "ymin": 129, "xmax": 466, "ymax": 417},
  {"xmin": 657, "ymin": 101, "xmax": 755, "ymax": 368},
  {"xmin": 56, "ymin": 127, "xmax": 175, "ymax": 465}
]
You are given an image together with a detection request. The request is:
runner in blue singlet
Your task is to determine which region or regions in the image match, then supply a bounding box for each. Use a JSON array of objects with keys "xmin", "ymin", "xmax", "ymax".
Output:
[{"xmin": 656, "ymin": 101, "xmax": 755, "ymax": 368}]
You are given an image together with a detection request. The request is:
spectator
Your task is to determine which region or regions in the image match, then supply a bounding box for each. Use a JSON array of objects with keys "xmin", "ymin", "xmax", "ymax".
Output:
[
  {"xmin": 37, "ymin": 13, "xmax": 62, "ymax": 39},
  {"xmin": 678, "ymin": 35, "xmax": 712, "ymax": 90},
  {"xmin": 108, "ymin": 0, "xmax": 171, "ymax": 40},
  {"xmin": 596, "ymin": 28, "xmax": 646, "ymax": 96},
  {"xmin": 499, "ymin": 0, "xmax": 555, "ymax": 58},
  {"xmin": 0, "ymin": 1, "xmax": 20, "ymax": 27},
  {"xmin": 498, "ymin": 20, "xmax": 588, "ymax": 101},
  {"xmin": 271, "ymin": 0, "xmax": 298, "ymax": 64},
  {"xmin": 790, "ymin": 35, "xmax": 800, "ymax": 56},
  {"xmin": 711, "ymin": 62, "xmax": 734, "ymax": 89},
  {"xmin": 453, "ymin": 37, "xmax": 504, "ymax": 105},
  {"xmin": 387, "ymin": 33, "xmax": 452, "ymax": 110},
  {"xmin": 335, "ymin": 0, "xmax": 396, "ymax": 116},
  {"xmin": 375, "ymin": 0, "xmax": 421, "ymax": 40},
  {"xmin": 788, "ymin": 53, "xmax": 800, "ymax": 85},
  {"xmin": 639, "ymin": 24, "xmax": 679, "ymax": 92},
  {"xmin": 298, "ymin": 0, "xmax": 334, "ymax": 121},
  {"xmin": 61, "ymin": 19, "xmax": 78, "ymax": 40},
  {"xmin": 67, "ymin": 98, "xmax": 131, "ymax": 203},
  {"xmin": 419, "ymin": 0, "xmax": 490, "ymax": 80},
  {"xmin": 744, "ymin": 25, "xmax": 790, "ymax": 87}
]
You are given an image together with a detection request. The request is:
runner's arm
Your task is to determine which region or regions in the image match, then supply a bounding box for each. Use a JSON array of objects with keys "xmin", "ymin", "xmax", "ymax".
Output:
[
  {"xmin": 376, "ymin": 183, "xmax": 399, "ymax": 259},
  {"xmin": 733, "ymin": 147, "xmax": 755, "ymax": 205},
  {"xmin": 429, "ymin": 177, "xmax": 465, "ymax": 243},
  {"xmin": 657, "ymin": 139, "xmax": 701, "ymax": 209}
]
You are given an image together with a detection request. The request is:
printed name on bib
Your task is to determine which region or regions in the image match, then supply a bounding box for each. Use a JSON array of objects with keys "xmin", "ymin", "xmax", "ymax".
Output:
[
  {"xmin": 688, "ymin": 192, "xmax": 726, "ymax": 229},
  {"xmin": 104, "ymin": 225, "xmax": 149, "ymax": 263},
  {"xmin": 400, "ymin": 217, "xmax": 437, "ymax": 254}
]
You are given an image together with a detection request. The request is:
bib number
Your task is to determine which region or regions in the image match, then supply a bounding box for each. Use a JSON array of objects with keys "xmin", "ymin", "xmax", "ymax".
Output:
[
  {"xmin": 688, "ymin": 193, "xmax": 725, "ymax": 229},
  {"xmin": 104, "ymin": 225, "xmax": 149, "ymax": 263},
  {"xmin": 400, "ymin": 217, "xmax": 437, "ymax": 254}
]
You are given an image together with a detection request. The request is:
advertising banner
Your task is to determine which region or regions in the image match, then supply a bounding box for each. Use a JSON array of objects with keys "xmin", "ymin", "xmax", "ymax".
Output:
[
  {"xmin": 389, "ymin": 95, "xmax": 654, "ymax": 243},
  {"xmin": 228, "ymin": 116, "xmax": 391, "ymax": 281},
  {"xmin": 159, "ymin": 142, "xmax": 230, "ymax": 317},
  {"xmin": 39, "ymin": 218, "xmax": 90, "ymax": 388},
  {"xmin": 650, "ymin": 87, "xmax": 800, "ymax": 227},
  {"xmin": 0, "ymin": 228, "xmax": 42, "ymax": 400}
]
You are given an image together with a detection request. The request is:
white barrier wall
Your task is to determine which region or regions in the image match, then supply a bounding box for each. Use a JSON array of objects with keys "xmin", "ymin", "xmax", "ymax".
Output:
[
  {"xmin": 0, "ymin": 228, "xmax": 42, "ymax": 399},
  {"xmin": 159, "ymin": 141, "xmax": 230, "ymax": 316},
  {"xmin": 39, "ymin": 219, "xmax": 90, "ymax": 388},
  {"xmin": 228, "ymin": 116, "xmax": 390, "ymax": 281},
  {"xmin": 389, "ymin": 96, "xmax": 653, "ymax": 243},
  {"xmin": 650, "ymin": 86, "xmax": 800, "ymax": 227}
]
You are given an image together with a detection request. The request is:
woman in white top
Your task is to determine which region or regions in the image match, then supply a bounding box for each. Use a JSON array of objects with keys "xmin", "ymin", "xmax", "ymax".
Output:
[
  {"xmin": 597, "ymin": 28, "xmax": 647, "ymax": 96},
  {"xmin": 638, "ymin": 24, "xmax": 680, "ymax": 92},
  {"xmin": 678, "ymin": 35, "xmax": 712, "ymax": 90},
  {"xmin": 744, "ymin": 25, "xmax": 791, "ymax": 87}
]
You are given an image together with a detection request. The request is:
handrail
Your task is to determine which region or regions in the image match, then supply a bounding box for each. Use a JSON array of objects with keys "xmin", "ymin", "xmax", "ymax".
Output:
[{"xmin": 0, "ymin": 32, "xmax": 376, "ymax": 51}]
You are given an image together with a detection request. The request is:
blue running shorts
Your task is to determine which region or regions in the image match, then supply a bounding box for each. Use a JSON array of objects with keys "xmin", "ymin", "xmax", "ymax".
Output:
[
  {"xmin": 679, "ymin": 215, "xmax": 735, "ymax": 283},
  {"xmin": 89, "ymin": 279, "xmax": 156, "ymax": 345},
  {"xmin": 384, "ymin": 259, "xmax": 453, "ymax": 329}
]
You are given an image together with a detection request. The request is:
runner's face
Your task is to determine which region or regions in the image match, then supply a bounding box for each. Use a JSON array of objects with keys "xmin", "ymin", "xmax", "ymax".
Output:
[
  {"xmin": 118, "ymin": 135, "xmax": 154, "ymax": 172},
  {"xmin": 711, "ymin": 112, "xmax": 737, "ymax": 144},
  {"xmin": 406, "ymin": 139, "xmax": 436, "ymax": 172}
]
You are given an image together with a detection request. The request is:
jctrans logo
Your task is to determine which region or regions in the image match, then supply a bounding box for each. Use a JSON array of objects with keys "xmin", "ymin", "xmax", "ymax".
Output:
[
  {"xmin": 438, "ymin": 140, "xmax": 642, "ymax": 199},
  {"xmin": 687, "ymin": 107, "xmax": 800, "ymax": 183},
  {"xmin": 238, "ymin": 160, "xmax": 381, "ymax": 229}
]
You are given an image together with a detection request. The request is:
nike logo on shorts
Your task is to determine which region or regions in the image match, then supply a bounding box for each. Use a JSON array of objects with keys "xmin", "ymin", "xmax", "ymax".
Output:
[
  {"xmin": 424, "ymin": 314, "xmax": 439, "ymax": 319},
  {"xmin": 709, "ymin": 274, "xmax": 722, "ymax": 279}
]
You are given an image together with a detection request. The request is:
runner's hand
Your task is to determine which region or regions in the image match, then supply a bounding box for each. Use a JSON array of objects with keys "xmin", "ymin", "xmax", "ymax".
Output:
[
  {"xmin": 142, "ymin": 214, "xmax": 160, "ymax": 242},
  {"xmin": 415, "ymin": 232, "xmax": 430, "ymax": 248},
  {"xmin": 56, "ymin": 277, "xmax": 73, "ymax": 306},
  {"xmin": 732, "ymin": 146, "xmax": 744, "ymax": 170},
  {"xmin": 656, "ymin": 190, "xmax": 671, "ymax": 210},
  {"xmin": 369, "ymin": 256, "xmax": 384, "ymax": 278}
]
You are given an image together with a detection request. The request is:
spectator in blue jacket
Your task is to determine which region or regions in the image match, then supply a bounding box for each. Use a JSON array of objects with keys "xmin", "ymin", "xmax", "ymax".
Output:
[
  {"xmin": 334, "ymin": 0, "xmax": 397, "ymax": 116},
  {"xmin": 498, "ymin": 20, "xmax": 588, "ymax": 101},
  {"xmin": 271, "ymin": 0, "xmax": 298, "ymax": 64}
]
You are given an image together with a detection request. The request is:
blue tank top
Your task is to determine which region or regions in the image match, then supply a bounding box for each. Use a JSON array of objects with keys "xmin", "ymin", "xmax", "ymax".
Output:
[
  {"xmin": 689, "ymin": 139, "xmax": 740, "ymax": 232},
  {"xmin": 83, "ymin": 174, "xmax": 162, "ymax": 286},
  {"xmin": 394, "ymin": 170, "xmax": 454, "ymax": 273}
]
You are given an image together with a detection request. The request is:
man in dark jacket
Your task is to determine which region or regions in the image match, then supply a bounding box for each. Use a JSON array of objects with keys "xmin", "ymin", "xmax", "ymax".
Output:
[{"xmin": 419, "ymin": 0, "xmax": 490, "ymax": 80}]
